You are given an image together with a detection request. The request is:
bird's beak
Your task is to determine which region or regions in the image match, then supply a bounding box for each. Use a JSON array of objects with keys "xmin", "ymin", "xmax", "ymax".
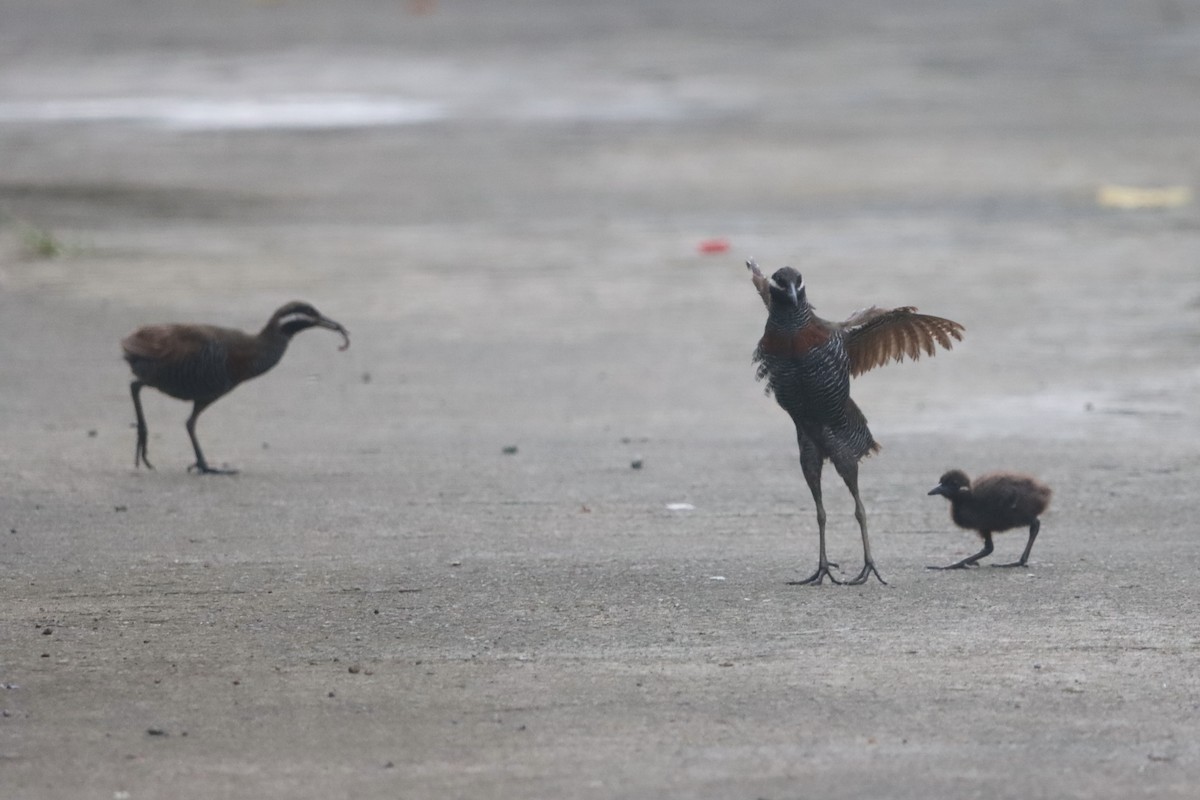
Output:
[
  {"xmin": 928, "ymin": 484, "xmax": 948, "ymax": 497},
  {"xmin": 787, "ymin": 281, "xmax": 799, "ymax": 307},
  {"xmin": 315, "ymin": 316, "xmax": 351, "ymax": 351}
]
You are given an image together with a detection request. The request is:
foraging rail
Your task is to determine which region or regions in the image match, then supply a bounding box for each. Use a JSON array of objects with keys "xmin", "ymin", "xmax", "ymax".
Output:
[
  {"xmin": 122, "ymin": 301, "xmax": 349, "ymax": 474},
  {"xmin": 748, "ymin": 260, "xmax": 964, "ymax": 585},
  {"xmin": 927, "ymin": 469, "xmax": 1052, "ymax": 569}
]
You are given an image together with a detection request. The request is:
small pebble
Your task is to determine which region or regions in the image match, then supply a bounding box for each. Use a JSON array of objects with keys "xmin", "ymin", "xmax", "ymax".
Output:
[
  {"xmin": 501, "ymin": 445, "xmax": 518, "ymax": 455},
  {"xmin": 87, "ymin": 430, "xmax": 97, "ymax": 438},
  {"xmin": 630, "ymin": 458, "xmax": 643, "ymax": 470},
  {"xmin": 146, "ymin": 728, "xmax": 167, "ymax": 737},
  {"xmin": 41, "ymin": 627, "xmax": 51, "ymax": 635},
  {"xmin": 348, "ymin": 665, "xmax": 361, "ymax": 674}
]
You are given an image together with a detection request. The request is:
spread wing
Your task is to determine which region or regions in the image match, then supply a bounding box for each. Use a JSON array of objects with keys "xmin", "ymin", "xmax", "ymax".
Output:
[
  {"xmin": 837, "ymin": 306, "xmax": 964, "ymax": 377},
  {"xmin": 746, "ymin": 259, "xmax": 771, "ymax": 308}
]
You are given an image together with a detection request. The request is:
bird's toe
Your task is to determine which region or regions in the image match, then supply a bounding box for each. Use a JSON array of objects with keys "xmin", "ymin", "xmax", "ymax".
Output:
[
  {"xmin": 845, "ymin": 563, "xmax": 887, "ymax": 585},
  {"xmin": 188, "ymin": 463, "xmax": 238, "ymax": 476},
  {"xmin": 788, "ymin": 562, "xmax": 843, "ymax": 586}
]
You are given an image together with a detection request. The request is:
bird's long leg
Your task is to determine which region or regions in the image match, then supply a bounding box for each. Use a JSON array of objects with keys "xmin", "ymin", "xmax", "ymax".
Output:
[
  {"xmin": 928, "ymin": 532, "xmax": 993, "ymax": 570},
  {"xmin": 185, "ymin": 398, "xmax": 237, "ymax": 475},
  {"xmin": 789, "ymin": 435, "xmax": 842, "ymax": 586},
  {"xmin": 130, "ymin": 380, "xmax": 154, "ymax": 470},
  {"xmin": 836, "ymin": 461, "xmax": 886, "ymax": 585},
  {"xmin": 993, "ymin": 520, "xmax": 1039, "ymax": 568}
]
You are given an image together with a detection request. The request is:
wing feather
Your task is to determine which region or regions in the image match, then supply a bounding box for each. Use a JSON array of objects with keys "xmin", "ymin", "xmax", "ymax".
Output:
[
  {"xmin": 838, "ymin": 306, "xmax": 964, "ymax": 377},
  {"xmin": 746, "ymin": 259, "xmax": 771, "ymax": 309},
  {"xmin": 121, "ymin": 324, "xmax": 219, "ymax": 362}
]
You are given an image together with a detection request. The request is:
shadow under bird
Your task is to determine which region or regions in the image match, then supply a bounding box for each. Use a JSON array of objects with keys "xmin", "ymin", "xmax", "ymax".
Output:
[
  {"xmin": 121, "ymin": 301, "xmax": 350, "ymax": 474},
  {"xmin": 927, "ymin": 469, "xmax": 1052, "ymax": 569},
  {"xmin": 748, "ymin": 260, "xmax": 964, "ymax": 585}
]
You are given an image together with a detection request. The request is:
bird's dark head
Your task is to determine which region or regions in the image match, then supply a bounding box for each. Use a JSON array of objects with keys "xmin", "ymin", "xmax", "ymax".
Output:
[
  {"xmin": 269, "ymin": 301, "xmax": 350, "ymax": 350},
  {"xmin": 768, "ymin": 267, "xmax": 806, "ymax": 308},
  {"xmin": 928, "ymin": 469, "xmax": 971, "ymax": 498}
]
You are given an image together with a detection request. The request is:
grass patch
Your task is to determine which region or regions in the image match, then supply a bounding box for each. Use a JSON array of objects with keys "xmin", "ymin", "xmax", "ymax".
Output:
[{"xmin": 18, "ymin": 222, "xmax": 64, "ymax": 259}]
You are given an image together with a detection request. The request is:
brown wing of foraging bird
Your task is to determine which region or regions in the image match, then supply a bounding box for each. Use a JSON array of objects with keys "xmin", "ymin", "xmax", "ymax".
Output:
[
  {"xmin": 122, "ymin": 325, "xmax": 244, "ymax": 401},
  {"xmin": 121, "ymin": 301, "xmax": 349, "ymax": 475},
  {"xmin": 121, "ymin": 324, "xmax": 210, "ymax": 362},
  {"xmin": 747, "ymin": 260, "xmax": 964, "ymax": 586}
]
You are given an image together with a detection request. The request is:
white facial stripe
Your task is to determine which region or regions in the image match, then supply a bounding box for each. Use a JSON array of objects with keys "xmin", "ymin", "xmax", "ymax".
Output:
[{"xmin": 280, "ymin": 313, "xmax": 315, "ymax": 327}]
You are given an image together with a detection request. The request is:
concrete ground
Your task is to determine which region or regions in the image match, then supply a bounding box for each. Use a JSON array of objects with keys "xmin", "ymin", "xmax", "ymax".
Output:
[{"xmin": 2, "ymin": 1, "xmax": 1199, "ymax": 797}]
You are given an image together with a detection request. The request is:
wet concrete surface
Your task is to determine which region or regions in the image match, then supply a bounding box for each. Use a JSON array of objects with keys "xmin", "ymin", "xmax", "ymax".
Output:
[{"xmin": 2, "ymin": 1, "xmax": 1200, "ymax": 798}]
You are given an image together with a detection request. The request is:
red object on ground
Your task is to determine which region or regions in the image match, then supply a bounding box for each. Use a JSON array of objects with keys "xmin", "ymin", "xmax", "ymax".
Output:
[{"xmin": 697, "ymin": 238, "xmax": 730, "ymax": 254}]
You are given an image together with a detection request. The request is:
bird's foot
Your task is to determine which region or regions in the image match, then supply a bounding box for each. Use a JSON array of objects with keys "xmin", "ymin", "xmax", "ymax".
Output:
[
  {"xmin": 188, "ymin": 462, "xmax": 239, "ymax": 476},
  {"xmin": 788, "ymin": 561, "xmax": 842, "ymax": 586},
  {"xmin": 134, "ymin": 432, "xmax": 154, "ymax": 470},
  {"xmin": 991, "ymin": 561, "xmax": 1029, "ymax": 569},
  {"xmin": 845, "ymin": 561, "xmax": 887, "ymax": 585},
  {"xmin": 927, "ymin": 555, "xmax": 985, "ymax": 570}
]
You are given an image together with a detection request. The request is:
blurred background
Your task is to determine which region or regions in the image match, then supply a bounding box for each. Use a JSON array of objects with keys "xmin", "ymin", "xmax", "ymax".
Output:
[{"xmin": 2, "ymin": 0, "xmax": 1197, "ymax": 449}]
